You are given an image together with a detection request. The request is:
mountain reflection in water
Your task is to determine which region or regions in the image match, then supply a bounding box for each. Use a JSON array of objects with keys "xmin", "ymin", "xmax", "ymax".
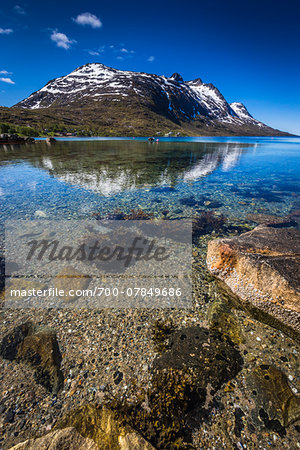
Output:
[
  {"xmin": 0, "ymin": 141, "xmax": 253, "ymax": 196},
  {"xmin": 2, "ymin": 137, "xmax": 299, "ymax": 222}
]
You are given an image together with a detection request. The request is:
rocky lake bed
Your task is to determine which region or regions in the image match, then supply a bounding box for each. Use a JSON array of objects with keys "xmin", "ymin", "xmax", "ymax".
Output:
[{"xmin": 0, "ymin": 220, "xmax": 300, "ymax": 449}]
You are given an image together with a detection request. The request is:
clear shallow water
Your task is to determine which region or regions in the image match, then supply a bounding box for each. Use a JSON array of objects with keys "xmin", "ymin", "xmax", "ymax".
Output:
[{"xmin": 0, "ymin": 137, "xmax": 300, "ymax": 221}]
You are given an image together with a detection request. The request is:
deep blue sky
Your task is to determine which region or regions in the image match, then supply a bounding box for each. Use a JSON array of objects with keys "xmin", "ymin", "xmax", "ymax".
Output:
[{"xmin": 0, "ymin": 0, "xmax": 299, "ymax": 134}]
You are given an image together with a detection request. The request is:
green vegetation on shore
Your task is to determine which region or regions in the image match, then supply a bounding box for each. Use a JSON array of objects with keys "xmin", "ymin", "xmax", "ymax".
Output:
[
  {"xmin": 0, "ymin": 104, "xmax": 291, "ymax": 138},
  {"xmin": 0, "ymin": 122, "xmax": 40, "ymax": 137}
]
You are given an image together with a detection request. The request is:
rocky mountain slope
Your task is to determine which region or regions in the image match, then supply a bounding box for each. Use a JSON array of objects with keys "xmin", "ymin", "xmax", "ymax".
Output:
[{"xmin": 5, "ymin": 63, "xmax": 288, "ymax": 136}]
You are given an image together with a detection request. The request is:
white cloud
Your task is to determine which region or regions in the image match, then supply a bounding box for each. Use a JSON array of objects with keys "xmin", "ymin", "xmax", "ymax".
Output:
[
  {"xmin": 51, "ymin": 30, "xmax": 76, "ymax": 50},
  {"xmin": 86, "ymin": 45, "xmax": 105, "ymax": 56},
  {"xmin": 147, "ymin": 56, "xmax": 155, "ymax": 62},
  {"xmin": 14, "ymin": 5, "xmax": 26, "ymax": 15},
  {"xmin": 0, "ymin": 77, "xmax": 15, "ymax": 84},
  {"xmin": 85, "ymin": 43, "xmax": 134, "ymax": 60},
  {"xmin": 0, "ymin": 70, "xmax": 12, "ymax": 74},
  {"xmin": 0, "ymin": 28, "xmax": 13, "ymax": 35},
  {"xmin": 115, "ymin": 46, "xmax": 135, "ymax": 59},
  {"xmin": 73, "ymin": 12, "xmax": 102, "ymax": 28}
]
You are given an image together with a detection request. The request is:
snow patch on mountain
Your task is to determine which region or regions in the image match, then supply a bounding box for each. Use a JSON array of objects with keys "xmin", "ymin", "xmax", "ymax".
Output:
[{"xmin": 230, "ymin": 102, "xmax": 253, "ymax": 120}]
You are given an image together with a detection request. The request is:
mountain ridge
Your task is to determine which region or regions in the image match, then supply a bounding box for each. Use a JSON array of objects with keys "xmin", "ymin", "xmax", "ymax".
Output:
[{"xmin": 0, "ymin": 63, "xmax": 290, "ymax": 136}]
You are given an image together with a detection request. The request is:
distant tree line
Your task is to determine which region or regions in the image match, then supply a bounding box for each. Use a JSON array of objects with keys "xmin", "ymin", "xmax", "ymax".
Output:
[{"xmin": 0, "ymin": 122, "xmax": 40, "ymax": 137}]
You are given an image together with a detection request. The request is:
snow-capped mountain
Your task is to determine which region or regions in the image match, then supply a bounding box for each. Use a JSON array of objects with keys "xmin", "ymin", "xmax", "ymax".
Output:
[{"xmin": 13, "ymin": 63, "xmax": 284, "ymax": 135}]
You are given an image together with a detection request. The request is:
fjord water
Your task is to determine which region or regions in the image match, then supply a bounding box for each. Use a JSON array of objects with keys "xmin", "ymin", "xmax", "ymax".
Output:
[{"xmin": 0, "ymin": 137, "xmax": 300, "ymax": 221}]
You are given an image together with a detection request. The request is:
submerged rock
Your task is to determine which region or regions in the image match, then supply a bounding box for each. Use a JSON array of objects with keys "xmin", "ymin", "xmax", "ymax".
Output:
[
  {"xmin": 246, "ymin": 213, "xmax": 297, "ymax": 227},
  {"xmin": 247, "ymin": 364, "xmax": 300, "ymax": 430},
  {"xmin": 17, "ymin": 329, "xmax": 63, "ymax": 394},
  {"xmin": 204, "ymin": 200, "xmax": 223, "ymax": 209},
  {"xmin": 0, "ymin": 322, "xmax": 63, "ymax": 393},
  {"xmin": 193, "ymin": 211, "xmax": 227, "ymax": 236},
  {"xmin": 108, "ymin": 326, "xmax": 243, "ymax": 448},
  {"xmin": 207, "ymin": 298, "xmax": 244, "ymax": 345},
  {"xmin": 34, "ymin": 210, "xmax": 47, "ymax": 218},
  {"xmin": 153, "ymin": 326, "xmax": 243, "ymax": 396},
  {"xmin": 180, "ymin": 195, "xmax": 197, "ymax": 207},
  {"xmin": 148, "ymin": 327, "xmax": 242, "ymax": 445},
  {"xmin": 53, "ymin": 266, "xmax": 90, "ymax": 302},
  {"xmin": 8, "ymin": 427, "xmax": 97, "ymax": 450},
  {"xmin": 5, "ymin": 279, "xmax": 47, "ymax": 303},
  {"xmin": 55, "ymin": 404, "xmax": 154, "ymax": 450},
  {"xmin": 0, "ymin": 322, "xmax": 33, "ymax": 360},
  {"xmin": 207, "ymin": 225, "xmax": 300, "ymax": 336}
]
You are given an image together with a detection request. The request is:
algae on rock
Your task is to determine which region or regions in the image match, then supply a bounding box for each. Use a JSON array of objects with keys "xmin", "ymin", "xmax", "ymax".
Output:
[
  {"xmin": 207, "ymin": 298, "xmax": 244, "ymax": 346},
  {"xmin": 55, "ymin": 404, "xmax": 154, "ymax": 450},
  {"xmin": 110, "ymin": 326, "xmax": 243, "ymax": 448}
]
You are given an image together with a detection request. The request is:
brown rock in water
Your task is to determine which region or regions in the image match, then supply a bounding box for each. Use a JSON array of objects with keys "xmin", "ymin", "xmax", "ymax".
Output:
[
  {"xmin": 206, "ymin": 226, "xmax": 300, "ymax": 335},
  {"xmin": 4, "ymin": 279, "xmax": 47, "ymax": 305},
  {"xmin": 56, "ymin": 404, "xmax": 155, "ymax": 450},
  {"xmin": 16, "ymin": 329, "xmax": 63, "ymax": 394},
  {"xmin": 129, "ymin": 326, "xmax": 243, "ymax": 447},
  {"xmin": 207, "ymin": 298, "xmax": 244, "ymax": 345},
  {"xmin": 247, "ymin": 364, "xmax": 300, "ymax": 429},
  {"xmin": 53, "ymin": 266, "xmax": 90, "ymax": 302},
  {"xmin": 118, "ymin": 432, "xmax": 155, "ymax": 450},
  {"xmin": 153, "ymin": 326, "xmax": 243, "ymax": 396},
  {"xmin": 8, "ymin": 427, "xmax": 98, "ymax": 449},
  {"xmin": 192, "ymin": 211, "xmax": 227, "ymax": 236},
  {"xmin": 104, "ymin": 326, "xmax": 243, "ymax": 448},
  {"xmin": 0, "ymin": 323, "xmax": 63, "ymax": 393},
  {"xmin": 0, "ymin": 322, "xmax": 33, "ymax": 360}
]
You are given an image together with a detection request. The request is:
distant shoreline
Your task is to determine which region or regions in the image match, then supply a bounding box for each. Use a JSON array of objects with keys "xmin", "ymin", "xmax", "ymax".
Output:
[{"xmin": 34, "ymin": 135, "xmax": 299, "ymax": 142}]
